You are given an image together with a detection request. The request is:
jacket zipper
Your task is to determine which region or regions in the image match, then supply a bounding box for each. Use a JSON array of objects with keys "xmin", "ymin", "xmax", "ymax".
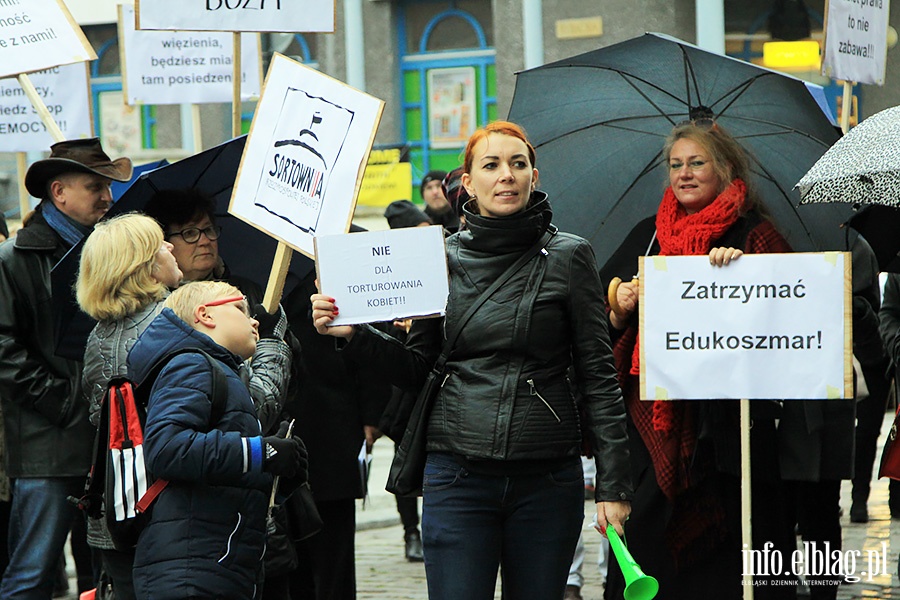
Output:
[
  {"xmin": 526, "ymin": 379, "xmax": 561, "ymax": 422},
  {"xmin": 218, "ymin": 512, "xmax": 243, "ymax": 563}
]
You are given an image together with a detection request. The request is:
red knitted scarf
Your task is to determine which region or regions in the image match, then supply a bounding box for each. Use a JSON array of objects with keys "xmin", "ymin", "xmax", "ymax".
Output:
[
  {"xmin": 623, "ymin": 178, "xmax": 747, "ymax": 498},
  {"xmin": 629, "ymin": 178, "xmax": 747, "ymax": 378}
]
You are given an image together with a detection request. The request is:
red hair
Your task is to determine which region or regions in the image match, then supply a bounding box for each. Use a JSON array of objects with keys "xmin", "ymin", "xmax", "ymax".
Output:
[{"xmin": 463, "ymin": 121, "xmax": 536, "ymax": 174}]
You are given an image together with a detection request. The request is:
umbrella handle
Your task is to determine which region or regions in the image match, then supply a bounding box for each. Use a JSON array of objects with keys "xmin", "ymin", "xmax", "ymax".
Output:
[{"xmin": 608, "ymin": 277, "xmax": 638, "ymax": 319}]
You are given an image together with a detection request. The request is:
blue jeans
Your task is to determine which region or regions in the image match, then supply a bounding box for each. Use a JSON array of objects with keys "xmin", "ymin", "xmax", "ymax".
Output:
[
  {"xmin": 421, "ymin": 452, "xmax": 584, "ymax": 600},
  {"xmin": 1, "ymin": 477, "xmax": 84, "ymax": 600}
]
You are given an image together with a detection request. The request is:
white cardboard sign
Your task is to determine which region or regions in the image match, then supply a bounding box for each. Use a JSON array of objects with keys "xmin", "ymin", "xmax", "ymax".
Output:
[
  {"xmin": 135, "ymin": 0, "xmax": 334, "ymax": 33},
  {"xmin": 119, "ymin": 4, "xmax": 262, "ymax": 105},
  {"xmin": 0, "ymin": 0, "xmax": 96, "ymax": 79},
  {"xmin": 229, "ymin": 53, "xmax": 384, "ymax": 258},
  {"xmin": 315, "ymin": 226, "xmax": 449, "ymax": 325},
  {"xmin": 823, "ymin": 0, "xmax": 890, "ymax": 85},
  {"xmin": 639, "ymin": 253, "xmax": 852, "ymax": 400},
  {"xmin": 0, "ymin": 63, "xmax": 93, "ymax": 151}
]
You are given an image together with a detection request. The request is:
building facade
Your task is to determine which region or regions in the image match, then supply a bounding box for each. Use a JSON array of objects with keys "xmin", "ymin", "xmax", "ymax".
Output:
[{"xmin": 1, "ymin": 0, "xmax": 897, "ymax": 216}]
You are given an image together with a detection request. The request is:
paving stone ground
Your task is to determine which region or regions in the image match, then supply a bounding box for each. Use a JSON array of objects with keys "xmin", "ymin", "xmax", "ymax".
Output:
[
  {"xmin": 351, "ymin": 415, "xmax": 900, "ymax": 599},
  {"xmin": 61, "ymin": 413, "xmax": 900, "ymax": 599}
]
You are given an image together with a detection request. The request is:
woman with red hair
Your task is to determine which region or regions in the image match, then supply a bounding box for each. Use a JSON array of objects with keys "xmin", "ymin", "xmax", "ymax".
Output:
[{"xmin": 311, "ymin": 121, "xmax": 631, "ymax": 599}]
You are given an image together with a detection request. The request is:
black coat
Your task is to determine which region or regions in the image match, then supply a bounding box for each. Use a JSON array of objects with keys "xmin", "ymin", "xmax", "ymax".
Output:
[
  {"xmin": 344, "ymin": 195, "xmax": 632, "ymax": 502},
  {"xmin": 0, "ymin": 206, "xmax": 93, "ymax": 477},
  {"xmin": 282, "ymin": 274, "xmax": 391, "ymax": 501},
  {"xmin": 779, "ymin": 232, "xmax": 878, "ymax": 482}
]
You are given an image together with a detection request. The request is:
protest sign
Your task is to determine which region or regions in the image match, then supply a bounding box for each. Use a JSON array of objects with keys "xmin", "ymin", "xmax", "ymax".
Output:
[
  {"xmin": 315, "ymin": 226, "xmax": 449, "ymax": 325},
  {"xmin": 230, "ymin": 53, "xmax": 384, "ymax": 258},
  {"xmin": 0, "ymin": 0, "xmax": 96, "ymax": 79},
  {"xmin": 639, "ymin": 252, "xmax": 851, "ymax": 400},
  {"xmin": 135, "ymin": 0, "xmax": 334, "ymax": 34},
  {"xmin": 0, "ymin": 63, "xmax": 92, "ymax": 151},
  {"xmin": 358, "ymin": 145, "xmax": 413, "ymax": 207},
  {"xmin": 119, "ymin": 4, "xmax": 262, "ymax": 105},
  {"xmin": 823, "ymin": 0, "xmax": 890, "ymax": 85}
]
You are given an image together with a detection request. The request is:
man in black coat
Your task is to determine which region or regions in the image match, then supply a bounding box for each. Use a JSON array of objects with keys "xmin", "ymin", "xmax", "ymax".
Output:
[
  {"xmin": 0, "ymin": 139, "xmax": 132, "ymax": 598},
  {"xmin": 283, "ymin": 271, "xmax": 391, "ymax": 599}
]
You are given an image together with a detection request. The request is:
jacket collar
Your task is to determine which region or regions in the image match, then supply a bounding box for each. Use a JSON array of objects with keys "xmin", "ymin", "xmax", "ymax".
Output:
[
  {"xmin": 460, "ymin": 191, "xmax": 553, "ymax": 254},
  {"xmin": 13, "ymin": 207, "xmax": 66, "ymax": 252}
]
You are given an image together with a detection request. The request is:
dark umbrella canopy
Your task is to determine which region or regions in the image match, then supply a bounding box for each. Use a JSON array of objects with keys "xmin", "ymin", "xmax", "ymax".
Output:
[
  {"xmin": 507, "ymin": 32, "xmax": 851, "ymax": 282},
  {"xmin": 109, "ymin": 135, "xmax": 314, "ymax": 293},
  {"xmin": 111, "ymin": 159, "xmax": 168, "ymax": 201},
  {"xmin": 51, "ymin": 135, "xmax": 315, "ymax": 360}
]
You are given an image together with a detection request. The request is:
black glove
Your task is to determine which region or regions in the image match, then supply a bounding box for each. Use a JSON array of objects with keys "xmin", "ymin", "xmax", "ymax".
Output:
[
  {"xmin": 253, "ymin": 303, "xmax": 288, "ymax": 340},
  {"xmin": 263, "ymin": 421, "xmax": 304, "ymax": 477}
]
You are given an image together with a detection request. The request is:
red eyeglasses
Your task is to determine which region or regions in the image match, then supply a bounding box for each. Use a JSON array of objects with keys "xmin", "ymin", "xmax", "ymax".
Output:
[{"xmin": 195, "ymin": 295, "xmax": 249, "ymax": 322}]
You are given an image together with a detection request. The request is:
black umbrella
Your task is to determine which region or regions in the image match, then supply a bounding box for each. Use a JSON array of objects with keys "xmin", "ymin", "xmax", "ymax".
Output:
[
  {"xmin": 507, "ymin": 32, "xmax": 852, "ymax": 283},
  {"xmin": 51, "ymin": 135, "xmax": 315, "ymax": 360}
]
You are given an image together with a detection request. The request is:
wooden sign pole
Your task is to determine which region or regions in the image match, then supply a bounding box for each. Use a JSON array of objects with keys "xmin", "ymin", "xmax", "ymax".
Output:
[
  {"xmin": 16, "ymin": 153, "xmax": 30, "ymax": 220},
  {"xmin": 16, "ymin": 72, "xmax": 65, "ymax": 220},
  {"xmin": 229, "ymin": 33, "xmax": 293, "ymax": 312},
  {"xmin": 232, "ymin": 32, "xmax": 242, "ymax": 138},
  {"xmin": 262, "ymin": 242, "xmax": 293, "ymax": 314},
  {"xmin": 840, "ymin": 81, "xmax": 853, "ymax": 134},
  {"xmin": 741, "ymin": 397, "xmax": 754, "ymax": 600},
  {"xmin": 191, "ymin": 104, "xmax": 203, "ymax": 154},
  {"xmin": 18, "ymin": 74, "xmax": 65, "ymax": 143}
]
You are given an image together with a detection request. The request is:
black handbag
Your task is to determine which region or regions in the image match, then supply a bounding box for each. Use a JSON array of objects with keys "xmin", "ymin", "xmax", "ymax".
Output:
[
  {"xmin": 288, "ymin": 482, "xmax": 325, "ymax": 541},
  {"xmin": 385, "ymin": 228, "xmax": 556, "ymax": 497}
]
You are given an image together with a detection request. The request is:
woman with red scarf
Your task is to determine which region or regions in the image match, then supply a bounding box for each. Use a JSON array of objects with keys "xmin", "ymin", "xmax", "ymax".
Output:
[{"xmin": 605, "ymin": 121, "xmax": 796, "ymax": 599}]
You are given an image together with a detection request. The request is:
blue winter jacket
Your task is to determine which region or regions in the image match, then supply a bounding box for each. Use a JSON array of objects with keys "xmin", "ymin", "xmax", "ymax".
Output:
[{"xmin": 127, "ymin": 308, "xmax": 272, "ymax": 600}]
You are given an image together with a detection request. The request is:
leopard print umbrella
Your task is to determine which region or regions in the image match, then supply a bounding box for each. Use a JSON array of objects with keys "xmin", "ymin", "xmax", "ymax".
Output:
[{"xmin": 797, "ymin": 105, "xmax": 900, "ymax": 207}]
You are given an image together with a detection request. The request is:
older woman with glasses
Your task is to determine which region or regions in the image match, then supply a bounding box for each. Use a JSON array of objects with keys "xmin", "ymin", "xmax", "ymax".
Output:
[
  {"xmin": 605, "ymin": 119, "xmax": 797, "ymax": 599},
  {"xmin": 142, "ymin": 189, "xmax": 224, "ymax": 283}
]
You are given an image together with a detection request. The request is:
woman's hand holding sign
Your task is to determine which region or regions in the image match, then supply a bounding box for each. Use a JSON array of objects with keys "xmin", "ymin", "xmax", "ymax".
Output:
[
  {"xmin": 609, "ymin": 246, "xmax": 743, "ymax": 330},
  {"xmin": 310, "ymin": 293, "xmax": 356, "ymax": 340},
  {"xmin": 609, "ymin": 278, "xmax": 639, "ymax": 331},
  {"xmin": 709, "ymin": 246, "xmax": 743, "ymax": 266}
]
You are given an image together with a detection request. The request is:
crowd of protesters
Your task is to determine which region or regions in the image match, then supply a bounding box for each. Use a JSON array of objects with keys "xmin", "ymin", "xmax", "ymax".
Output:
[{"xmin": 0, "ymin": 113, "xmax": 896, "ymax": 600}]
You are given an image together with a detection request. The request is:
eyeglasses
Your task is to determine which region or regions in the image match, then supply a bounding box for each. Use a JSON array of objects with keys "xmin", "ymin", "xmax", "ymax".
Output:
[
  {"xmin": 195, "ymin": 295, "xmax": 250, "ymax": 322},
  {"xmin": 668, "ymin": 159, "xmax": 711, "ymax": 173},
  {"xmin": 676, "ymin": 117, "xmax": 718, "ymax": 131},
  {"xmin": 168, "ymin": 225, "xmax": 222, "ymax": 244}
]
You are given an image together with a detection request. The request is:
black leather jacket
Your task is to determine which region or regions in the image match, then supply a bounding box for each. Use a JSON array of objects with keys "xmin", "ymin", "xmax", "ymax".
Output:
[
  {"xmin": 0, "ymin": 207, "xmax": 93, "ymax": 477},
  {"xmin": 345, "ymin": 195, "xmax": 632, "ymax": 502}
]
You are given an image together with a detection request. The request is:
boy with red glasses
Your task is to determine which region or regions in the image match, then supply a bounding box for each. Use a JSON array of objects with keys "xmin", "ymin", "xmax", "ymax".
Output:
[{"xmin": 126, "ymin": 281, "xmax": 304, "ymax": 599}]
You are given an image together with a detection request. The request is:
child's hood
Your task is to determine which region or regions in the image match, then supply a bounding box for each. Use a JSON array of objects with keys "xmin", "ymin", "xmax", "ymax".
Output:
[{"xmin": 127, "ymin": 307, "xmax": 243, "ymax": 384}]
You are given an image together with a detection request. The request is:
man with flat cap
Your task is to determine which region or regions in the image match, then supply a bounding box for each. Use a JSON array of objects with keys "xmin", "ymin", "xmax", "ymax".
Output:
[{"xmin": 0, "ymin": 138, "xmax": 131, "ymax": 598}]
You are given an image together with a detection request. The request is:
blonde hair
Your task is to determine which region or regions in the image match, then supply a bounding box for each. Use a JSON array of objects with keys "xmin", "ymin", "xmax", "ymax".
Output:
[
  {"xmin": 76, "ymin": 213, "xmax": 169, "ymax": 321},
  {"xmin": 164, "ymin": 281, "xmax": 242, "ymax": 325},
  {"xmin": 663, "ymin": 121, "xmax": 759, "ymax": 211}
]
